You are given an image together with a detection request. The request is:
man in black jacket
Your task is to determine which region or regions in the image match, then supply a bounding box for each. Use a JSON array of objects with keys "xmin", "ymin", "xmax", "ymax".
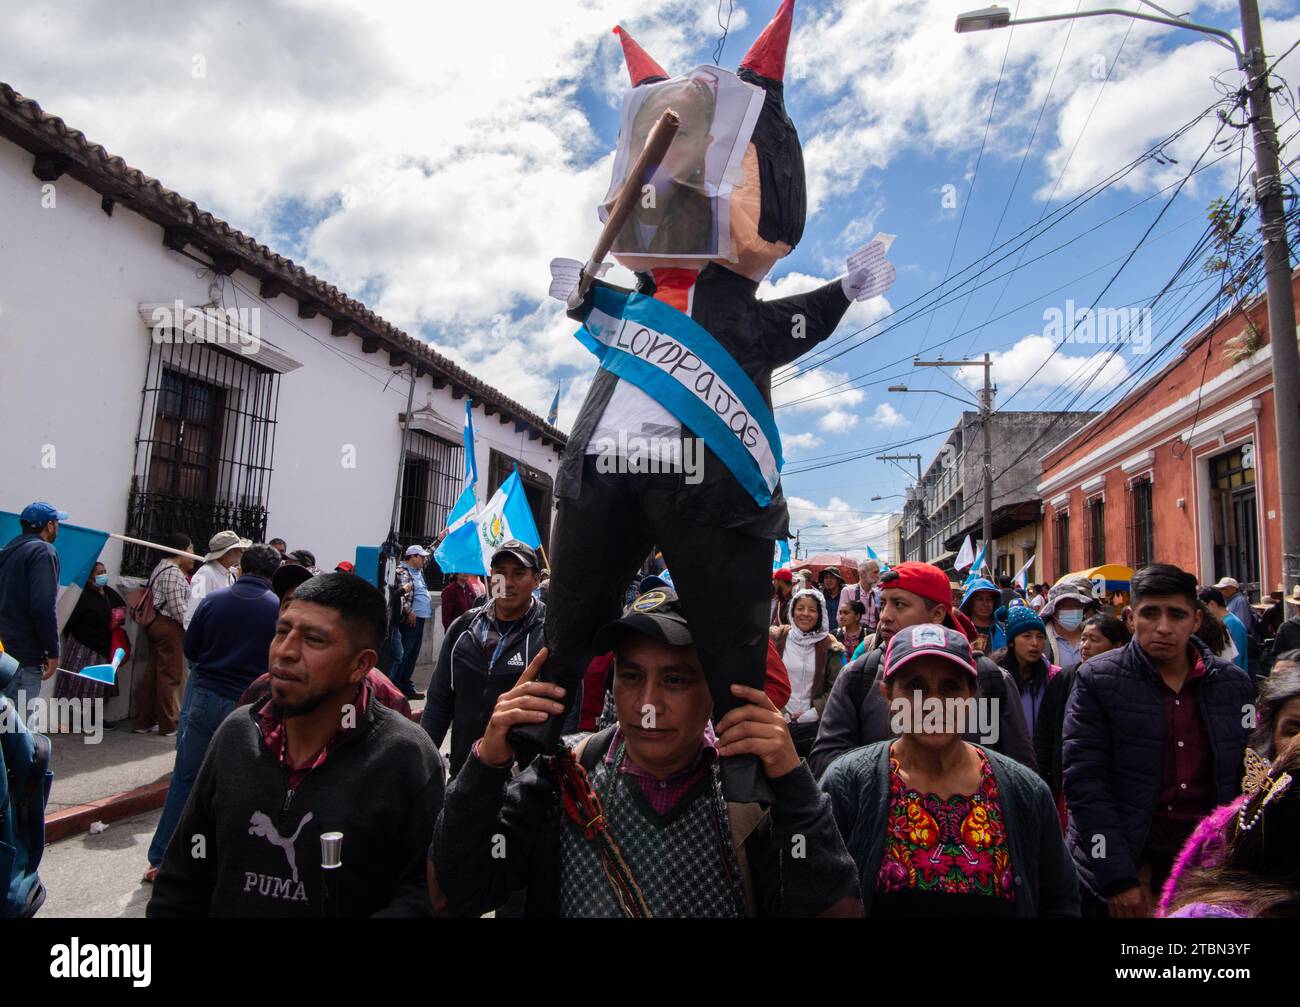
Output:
[
  {"xmin": 148, "ymin": 574, "xmax": 444, "ymax": 917},
  {"xmin": 1063, "ymin": 563, "xmax": 1254, "ymax": 918},
  {"xmin": 421, "ymin": 541, "xmax": 547, "ymax": 775},
  {"xmin": 429, "ymin": 587, "xmax": 862, "ymax": 918},
  {"xmin": 809, "ymin": 562, "xmax": 1036, "ymax": 779}
]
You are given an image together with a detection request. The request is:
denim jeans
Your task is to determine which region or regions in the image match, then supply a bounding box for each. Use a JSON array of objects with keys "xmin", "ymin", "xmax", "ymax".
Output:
[
  {"xmin": 392, "ymin": 617, "xmax": 426, "ymax": 694},
  {"xmin": 147, "ymin": 681, "xmax": 237, "ymax": 867},
  {"xmin": 1, "ymin": 663, "xmax": 44, "ymax": 723}
]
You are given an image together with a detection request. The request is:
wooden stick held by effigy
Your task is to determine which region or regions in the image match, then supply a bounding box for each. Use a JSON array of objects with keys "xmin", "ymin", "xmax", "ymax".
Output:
[{"xmin": 569, "ymin": 108, "xmax": 681, "ymax": 308}]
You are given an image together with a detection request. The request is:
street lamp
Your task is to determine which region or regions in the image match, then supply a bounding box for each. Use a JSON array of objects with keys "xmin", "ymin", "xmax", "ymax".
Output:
[
  {"xmin": 888, "ymin": 384, "xmax": 981, "ymax": 409},
  {"xmin": 954, "ymin": 1, "xmax": 1300, "ymax": 595},
  {"xmin": 954, "ymin": 5, "xmax": 1011, "ymax": 33},
  {"xmin": 954, "ymin": 4, "xmax": 1243, "ymax": 62},
  {"xmin": 871, "ymin": 494, "xmax": 905, "ymax": 501}
]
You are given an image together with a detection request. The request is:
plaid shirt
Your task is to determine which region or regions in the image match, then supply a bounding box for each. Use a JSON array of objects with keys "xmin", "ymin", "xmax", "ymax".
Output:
[
  {"xmin": 150, "ymin": 560, "xmax": 192, "ymax": 623},
  {"xmin": 258, "ymin": 683, "xmax": 370, "ymax": 789},
  {"xmin": 605, "ymin": 726, "xmax": 717, "ymax": 816}
]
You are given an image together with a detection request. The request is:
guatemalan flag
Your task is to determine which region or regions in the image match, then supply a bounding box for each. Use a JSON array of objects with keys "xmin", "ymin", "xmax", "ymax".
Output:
[
  {"xmin": 435, "ymin": 470, "xmax": 541, "ymax": 576},
  {"xmin": 962, "ymin": 541, "xmax": 990, "ymax": 587},
  {"xmin": 772, "ymin": 539, "xmax": 791, "ymax": 571},
  {"xmin": 866, "ymin": 544, "xmax": 889, "ymax": 573},
  {"xmin": 434, "ymin": 402, "xmax": 482, "ymax": 573},
  {"xmin": 1014, "ymin": 556, "xmax": 1035, "ymax": 593}
]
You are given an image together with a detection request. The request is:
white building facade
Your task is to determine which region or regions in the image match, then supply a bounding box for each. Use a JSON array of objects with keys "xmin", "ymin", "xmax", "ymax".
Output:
[{"xmin": 0, "ymin": 84, "xmax": 565, "ymax": 718}]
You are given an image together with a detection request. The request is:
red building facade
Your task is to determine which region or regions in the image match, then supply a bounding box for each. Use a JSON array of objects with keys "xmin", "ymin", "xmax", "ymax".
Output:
[{"xmin": 1037, "ymin": 271, "xmax": 1298, "ymax": 600}]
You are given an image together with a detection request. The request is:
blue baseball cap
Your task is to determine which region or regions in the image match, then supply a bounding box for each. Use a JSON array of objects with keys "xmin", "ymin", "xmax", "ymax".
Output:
[{"xmin": 21, "ymin": 501, "xmax": 68, "ymax": 525}]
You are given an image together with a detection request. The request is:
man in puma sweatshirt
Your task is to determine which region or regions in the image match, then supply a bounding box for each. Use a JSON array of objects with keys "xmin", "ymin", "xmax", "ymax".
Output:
[{"xmin": 148, "ymin": 574, "xmax": 445, "ymax": 917}]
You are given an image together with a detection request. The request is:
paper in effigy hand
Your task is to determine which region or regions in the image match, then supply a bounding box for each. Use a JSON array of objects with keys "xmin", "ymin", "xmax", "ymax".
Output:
[
  {"xmin": 548, "ymin": 258, "xmax": 583, "ymax": 304},
  {"xmin": 842, "ymin": 233, "xmax": 898, "ymax": 301}
]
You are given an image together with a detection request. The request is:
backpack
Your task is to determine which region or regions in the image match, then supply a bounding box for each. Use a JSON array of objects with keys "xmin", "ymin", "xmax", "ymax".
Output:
[
  {"xmin": 0, "ymin": 659, "xmax": 53, "ymax": 918},
  {"xmin": 128, "ymin": 566, "xmax": 164, "ymax": 627}
]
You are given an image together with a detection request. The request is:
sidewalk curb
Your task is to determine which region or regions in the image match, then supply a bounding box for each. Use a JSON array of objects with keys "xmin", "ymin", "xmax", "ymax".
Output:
[
  {"xmin": 43, "ymin": 707, "xmax": 426, "ymax": 845},
  {"xmin": 45, "ymin": 779, "xmax": 170, "ymax": 844}
]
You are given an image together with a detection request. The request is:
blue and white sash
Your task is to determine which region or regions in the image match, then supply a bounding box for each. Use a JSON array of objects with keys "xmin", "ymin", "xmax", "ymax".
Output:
[{"xmin": 575, "ymin": 287, "xmax": 783, "ymax": 506}]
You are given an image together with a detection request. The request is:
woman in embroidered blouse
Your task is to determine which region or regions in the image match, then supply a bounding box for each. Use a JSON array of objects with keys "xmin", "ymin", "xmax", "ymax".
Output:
[{"xmin": 820, "ymin": 622, "xmax": 1080, "ymax": 917}]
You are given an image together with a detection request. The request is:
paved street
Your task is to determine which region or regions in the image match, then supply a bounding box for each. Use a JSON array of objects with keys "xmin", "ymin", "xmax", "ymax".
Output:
[{"xmin": 39, "ymin": 810, "xmax": 161, "ymax": 918}]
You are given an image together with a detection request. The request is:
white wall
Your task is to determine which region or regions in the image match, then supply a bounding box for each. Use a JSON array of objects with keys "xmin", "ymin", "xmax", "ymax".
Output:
[{"xmin": 0, "ymin": 139, "xmax": 562, "ymax": 719}]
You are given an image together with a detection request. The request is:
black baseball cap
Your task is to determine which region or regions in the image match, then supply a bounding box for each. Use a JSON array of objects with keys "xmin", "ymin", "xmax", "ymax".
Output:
[
  {"xmin": 272, "ymin": 563, "xmax": 314, "ymax": 600},
  {"xmin": 592, "ymin": 588, "xmax": 693, "ymax": 652},
  {"xmin": 490, "ymin": 539, "xmax": 539, "ymax": 571}
]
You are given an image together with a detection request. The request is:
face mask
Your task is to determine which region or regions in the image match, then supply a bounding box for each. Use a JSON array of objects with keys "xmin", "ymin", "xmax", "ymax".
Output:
[
  {"xmin": 93, "ymin": 574, "xmax": 109, "ymax": 588},
  {"xmin": 1057, "ymin": 610, "xmax": 1084, "ymax": 631}
]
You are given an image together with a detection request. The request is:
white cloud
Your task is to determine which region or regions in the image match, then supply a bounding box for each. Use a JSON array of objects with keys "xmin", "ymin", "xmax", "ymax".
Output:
[
  {"xmin": 781, "ymin": 430, "xmax": 824, "ymax": 452},
  {"xmin": 871, "ymin": 402, "xmax": 904, "ymax": 427},
  {"xmin": 953, "ymin": 332, "xmax": 1131, "ymax": 400},
  {"xmin": 784, "ymin": 494, "xmax": 895, "ymax": 555},
  {"xmin": 818, "ymin": 408, "xmax": 859, "ymax": 433},
  {"xmin": 788, "ymin": 3, "xmax": 1300, "ymax": 215},
  {"xmin": 773, "ymin": 364, "xmax": 864, "ymax": 411}
]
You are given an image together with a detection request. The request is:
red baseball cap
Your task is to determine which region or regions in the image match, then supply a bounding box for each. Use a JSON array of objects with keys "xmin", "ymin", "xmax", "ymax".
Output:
[
  {"xmin": 772, "ymin": 568, "xmax": 793, "ymax": 583},
  {"xmin": 879, "ymin": 562, "xmax": 952, "ymax": 609}
]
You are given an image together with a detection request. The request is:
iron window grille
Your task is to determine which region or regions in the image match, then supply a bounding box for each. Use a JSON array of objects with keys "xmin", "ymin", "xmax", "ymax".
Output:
[
  {"xmin": 1126, "ymin": 477, "xmax": 1155, "ymax": 571},
  {"xmin": 1087, "ymin": 497, "xmax": 1106, "ymax": 568},
  {"xmin": 398, "ymin": 429, "xmax": 463, "ymax": 589},
  {"xmin": 1054, "ymin": 510, "xmax": 1070, "ymax": 580},
  {"xmin": 123, "ymin": 337, "xmax": 280, "ymax": 576}
]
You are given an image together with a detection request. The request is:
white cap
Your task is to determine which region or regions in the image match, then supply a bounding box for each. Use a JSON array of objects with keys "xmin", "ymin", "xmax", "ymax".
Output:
[
  {"xmin": 1214, "ymin": 576, "xmax": 1240, "ymax": 591},
  {"xmin": 404, "ymin": 545, "xmax": 430, "ymax": 558}
]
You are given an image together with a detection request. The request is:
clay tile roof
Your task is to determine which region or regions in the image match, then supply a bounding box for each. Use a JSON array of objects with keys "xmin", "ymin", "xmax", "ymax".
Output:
[{"xmin": 0, "ymin": 81, "xmax": 566, "ymax": 449}]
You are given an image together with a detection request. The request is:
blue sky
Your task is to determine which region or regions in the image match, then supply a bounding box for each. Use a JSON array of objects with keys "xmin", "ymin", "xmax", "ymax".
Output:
[{"xmin": 3, "ymin": 0, "xmax": 1298, "ymax": 556}]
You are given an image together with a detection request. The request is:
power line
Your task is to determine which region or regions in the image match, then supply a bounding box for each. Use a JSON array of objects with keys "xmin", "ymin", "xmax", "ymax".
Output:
[{"xmin": 773, "ymin": 98, "xmax": 1233, "ymax": 384}]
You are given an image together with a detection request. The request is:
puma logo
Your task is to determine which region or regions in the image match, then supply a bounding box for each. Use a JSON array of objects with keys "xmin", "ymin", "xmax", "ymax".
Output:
[{"xmin": 248, "ymin": 810, "xmax": 313, "ymax": 883}]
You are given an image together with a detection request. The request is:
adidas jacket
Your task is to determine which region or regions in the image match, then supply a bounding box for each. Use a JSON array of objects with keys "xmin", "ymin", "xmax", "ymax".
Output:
[{"xmin": 421, "ymin": 598, "xmax": 548, "ymax": 775}]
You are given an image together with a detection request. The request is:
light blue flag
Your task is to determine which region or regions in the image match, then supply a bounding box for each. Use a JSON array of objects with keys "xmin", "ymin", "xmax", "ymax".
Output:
[
  {"xmin": 962, "ymin": 541, "xmax": 989, "ymax": 587},
  {"xmin": 0, "ymin": 513, "xmax": 109, "ymax": 588},
  {"xmin": 63, "ymin": 647, "xmax": 126, "ymax": 686},
  {"xmin": 773, "ymin": 539, "xmax": 791, "ymax": 571},
  {"xmin": 435, "ymin": 517, "xmax": 485, "ymax": 575},
  {"xmin": 436, "ymin": 470, "xmax": 541, "ymax": 576},
  {"xmin": 866, "ymin": 544, "xmax": 890, "ymax": 573},
  {"xmin": 1014, "ymin": 556, "xmax": 1035, "ymax": 593},
  {"xmin": 462, "ymin": 400, "xmax": 478, "ymax": 488}
]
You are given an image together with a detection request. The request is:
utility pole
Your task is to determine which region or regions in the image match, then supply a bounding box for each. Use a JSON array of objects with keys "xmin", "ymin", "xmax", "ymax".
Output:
[
  {"xmin": 1239, "ymin": 0, "xmax": 1300, "ymax": 595},
  {"xmin": 879, "ymin": 452, "xmax": 927, "ymax": 562},
  {"xmin": 914, "ymin": 355, "xmax": 996, "ymax": 572}
]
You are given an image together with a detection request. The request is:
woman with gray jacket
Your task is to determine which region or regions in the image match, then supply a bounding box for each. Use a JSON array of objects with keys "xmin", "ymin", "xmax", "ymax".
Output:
[{"xmin": 821, "ymin": 623, "xmax": 1079, "ymax": 917}]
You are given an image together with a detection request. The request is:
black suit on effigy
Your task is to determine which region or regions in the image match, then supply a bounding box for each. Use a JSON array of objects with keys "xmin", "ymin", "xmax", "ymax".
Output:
[{"xmin": 534, "ymin": 264, "xmax": 851, "ymax": 798}]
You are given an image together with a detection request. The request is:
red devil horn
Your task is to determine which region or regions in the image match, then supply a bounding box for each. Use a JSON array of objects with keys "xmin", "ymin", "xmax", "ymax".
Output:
[
  {"xmin": 739, "ymin": 0, "xmax": 794, "ymax": 81},
  {"xmin": 613, "ymin": 26, "xmax": 670, "ymax": 87}
]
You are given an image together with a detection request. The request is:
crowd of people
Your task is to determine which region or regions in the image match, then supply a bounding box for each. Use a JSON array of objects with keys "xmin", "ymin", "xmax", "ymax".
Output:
[{"xmin": 2, "ymin": 499, "xmax": 1299, "ymax": 918}]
